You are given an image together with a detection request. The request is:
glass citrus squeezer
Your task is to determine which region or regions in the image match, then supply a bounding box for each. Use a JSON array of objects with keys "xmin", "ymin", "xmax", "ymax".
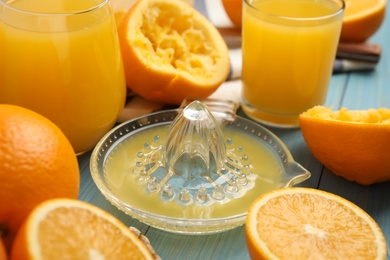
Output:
[{"xmin": 90, "ymin": 99, "xmax": 311, "ymax": 234}]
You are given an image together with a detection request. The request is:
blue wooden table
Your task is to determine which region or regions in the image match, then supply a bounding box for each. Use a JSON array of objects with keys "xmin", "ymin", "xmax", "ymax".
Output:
[{"xmin": 77, "ymin": 3, "xmax": 390, "ymax": 259}]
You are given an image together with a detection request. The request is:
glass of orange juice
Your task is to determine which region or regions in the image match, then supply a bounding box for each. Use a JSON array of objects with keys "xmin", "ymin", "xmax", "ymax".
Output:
[
  {"xmin": 0, "ymin": 0, "xmax": 126, "ymax": 154},
  {"xmin": 241, "ymin": 0, "xmax": 344, "ymax": 128}
]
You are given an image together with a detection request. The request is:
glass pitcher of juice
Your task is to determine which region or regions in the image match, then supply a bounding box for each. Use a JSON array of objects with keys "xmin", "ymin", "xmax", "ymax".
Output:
[{"xmin": 0, "ymin": 0, "xmax": 126, "ymax": 154}]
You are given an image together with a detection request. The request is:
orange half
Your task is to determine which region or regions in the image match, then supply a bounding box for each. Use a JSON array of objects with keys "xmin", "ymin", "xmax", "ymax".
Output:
[
  {"xmin": 118, "ymin": 0, "xmax": 230, "ymax": 105},
  {"xmin": 246, "ymin": 187, "xmax": 388, "ymax": 259},
  {"xmin": 341, "ymin": 0, "xmax": 386, "ymax": 42},
  {"xmin": 299, "ymin": 106, "xmax": 390, "ymax": 185},
  {"xmin": 10, "ymin": 199, "xmax": 155, "ymax": 260}
]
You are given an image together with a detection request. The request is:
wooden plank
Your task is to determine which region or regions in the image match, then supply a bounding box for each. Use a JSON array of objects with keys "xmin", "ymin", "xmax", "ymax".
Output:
[
  {"xmin": 213, "ymin": 226, "xmax": 250, "ymax": 259},
  {"xmin": 145, "ymin": 226, "xmax": 251, "ymax": 259},
  {"xmin": 144, "ymin": 229, "xmax": 223, "ymax": 259}
]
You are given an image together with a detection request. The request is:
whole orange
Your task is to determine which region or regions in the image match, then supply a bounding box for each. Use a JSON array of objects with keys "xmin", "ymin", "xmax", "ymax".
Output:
[
  {"xmin": 0, "ymin": 105, "xmax": 80, "ymax": 251},
  {"xmin": 222, "ymin": 0, "xmax": 243, "ymax": 28}
]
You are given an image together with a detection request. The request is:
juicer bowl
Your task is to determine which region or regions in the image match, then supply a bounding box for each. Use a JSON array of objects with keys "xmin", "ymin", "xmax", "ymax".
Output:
[{"xmin": 90, "ymin": 106, "xmax": 311, "ymax": 235}]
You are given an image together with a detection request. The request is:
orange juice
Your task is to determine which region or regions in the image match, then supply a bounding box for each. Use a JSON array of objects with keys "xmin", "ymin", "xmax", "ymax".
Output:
[
  {"xmin": 104, "ymin": 125, "xmax": 283, "ymax": 219},
  {"xmin": 241, "ymin": 0, "xmax": 344, "ymax": 127},
  {"xmin": 0, "ymin": 0, "xmax": 126, "ymax": 153}
]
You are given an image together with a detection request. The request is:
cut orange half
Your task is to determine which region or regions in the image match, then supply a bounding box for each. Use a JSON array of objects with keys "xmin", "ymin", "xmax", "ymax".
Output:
[
  {"xmin": 246, "ymin": 187, "xmax": 388, "ymax": 259},
  {"xmin": 299, "ymin": 106, "xmax": 390, "ymax": 185},
  {"xmin": 118, "ymin": 0, "xmax": 230, "ymax": 105},
  {"xmin": 340, "ymin": 0, "xmax": 386, "ymax": 42},
  {"xmin": 10, "ymin": 199, "xmax": 155, "ymax": 260}
]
